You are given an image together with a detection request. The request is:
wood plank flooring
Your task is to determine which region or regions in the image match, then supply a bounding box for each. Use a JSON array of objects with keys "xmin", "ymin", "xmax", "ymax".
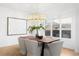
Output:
[{"xmin": 0, "ymin": 45, "xmax": 79, "ymax": 56}]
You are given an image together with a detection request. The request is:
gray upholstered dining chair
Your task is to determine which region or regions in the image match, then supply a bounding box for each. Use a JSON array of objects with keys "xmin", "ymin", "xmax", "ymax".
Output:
[
  {"xmin": 44, "ymin": 41, "xmax": 63, "ymax": 56},
  {"xmin": 24, "ymin": 39, "xmax": 42, "ymax": 56},
  {"xmin": 18, "ymin": 38, "xmax": 27, "ymax": 55}
]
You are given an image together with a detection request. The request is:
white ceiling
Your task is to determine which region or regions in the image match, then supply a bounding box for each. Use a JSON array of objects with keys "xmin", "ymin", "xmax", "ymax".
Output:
[
  {"xmin": 0, "ymin": 3, "xmax": 79, "ymax": 18},
  {"xmin": 0, "ymin": 3, "xmax": 39, "ymax": 12},
  {"xmin": 0, "ymin": 3, "xmax": 78, "ymax": 12}
]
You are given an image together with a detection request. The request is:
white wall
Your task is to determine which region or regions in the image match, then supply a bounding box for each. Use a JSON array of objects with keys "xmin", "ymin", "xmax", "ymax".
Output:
[
  {"xmin": 0, "ymin": 6, "xmax": 27, "ymax": 47},
  {"xmin": 74, "ymin": 8, "xmax": 79, "ymax": 52},
  {"xmin": 61, "ymin": 8, "xmax": 79, "ymax": 52}
]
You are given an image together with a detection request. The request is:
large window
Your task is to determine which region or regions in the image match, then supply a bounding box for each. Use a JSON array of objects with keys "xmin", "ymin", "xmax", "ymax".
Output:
[{"xmin": 45, "ymin": 17, "xmax": 72, "ymax": 39}]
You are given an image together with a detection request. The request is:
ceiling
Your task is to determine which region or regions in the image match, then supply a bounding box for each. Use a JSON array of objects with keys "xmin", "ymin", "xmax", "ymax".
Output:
[
  {"xmin": 0, "ymin": 3, "xmax": 78, "ymax": 12},
  {"xmin": 0, "ymin": 3, "xmax": 79, "ymax": 18}
]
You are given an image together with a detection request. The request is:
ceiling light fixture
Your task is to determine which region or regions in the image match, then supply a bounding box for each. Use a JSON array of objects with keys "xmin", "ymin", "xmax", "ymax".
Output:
[{"xmin": 27, "ymin": 13, "xmax": 46, "ymax": 21}]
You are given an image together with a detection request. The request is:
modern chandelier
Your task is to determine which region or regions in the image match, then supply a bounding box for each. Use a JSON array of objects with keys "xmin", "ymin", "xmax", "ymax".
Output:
[{"xmin": 27, "ymin": 13, "xmax": 46, "ymax": 21}]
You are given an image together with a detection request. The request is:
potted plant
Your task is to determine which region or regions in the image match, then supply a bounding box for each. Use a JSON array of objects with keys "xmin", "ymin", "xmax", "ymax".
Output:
[{"xmin": 27, "ymin": 24, "xmax": 46, "ymax": 39}]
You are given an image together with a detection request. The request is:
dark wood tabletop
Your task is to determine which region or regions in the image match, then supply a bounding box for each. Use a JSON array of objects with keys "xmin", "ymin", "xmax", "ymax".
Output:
[{"xmin": 19, "ymin": 36, "xmax": 59, "ymax": 44}]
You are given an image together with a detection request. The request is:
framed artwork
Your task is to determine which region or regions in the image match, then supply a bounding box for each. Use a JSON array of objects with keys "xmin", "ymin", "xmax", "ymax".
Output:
[{"xmin": 7, "ymin": 17, "xmax": 27, "ymax": 36}]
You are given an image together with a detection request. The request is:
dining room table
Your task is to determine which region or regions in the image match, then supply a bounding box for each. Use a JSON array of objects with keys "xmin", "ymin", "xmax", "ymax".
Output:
[{"xmin": 19, "ymin": 36, "xmax": 60, "ymax": 56}]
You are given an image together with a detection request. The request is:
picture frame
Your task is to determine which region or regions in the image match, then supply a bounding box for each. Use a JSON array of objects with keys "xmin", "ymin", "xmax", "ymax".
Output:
[{"xmin": 7, "ymin": 17, "xmax": 27, "ymax": 36}]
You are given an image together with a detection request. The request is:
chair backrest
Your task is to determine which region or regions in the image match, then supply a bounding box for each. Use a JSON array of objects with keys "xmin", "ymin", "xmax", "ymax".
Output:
[
  {"xmin": 44, "ymin": 41, "xmax": 63, "ymax": 56},
  {"xmin": 25, "ymin": 39, "xmax": 41, "ymax": 56},
  {"xmin": 18, "ymin": 38, "xmax": 27, "ymax": 55}
]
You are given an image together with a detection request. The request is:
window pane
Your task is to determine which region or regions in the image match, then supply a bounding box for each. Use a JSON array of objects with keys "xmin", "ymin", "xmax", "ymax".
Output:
[
  {"xmin": 52, "ymin": 30, "xmax": 60, "ymax": 37},
  {"xmin": 45, "ymin": 22, "xmax": 51, "ymax": 36},
  {"xmin": 62, "ymin": 30, "xmax": 71, "ymax": 38},
  {"xmin": 45, "ymin": 30, "xmax": 50, "ymax": 36}
]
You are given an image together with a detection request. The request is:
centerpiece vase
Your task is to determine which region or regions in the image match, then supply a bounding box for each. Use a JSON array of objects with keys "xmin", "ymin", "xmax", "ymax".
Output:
[{"xmin": 36, "ymin": 29, "xmax": 43, "ymax": 39}]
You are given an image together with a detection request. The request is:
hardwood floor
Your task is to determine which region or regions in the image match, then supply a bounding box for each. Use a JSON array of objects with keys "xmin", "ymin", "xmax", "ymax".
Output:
[
  {"xmin": 0, "ymin": 45, "xmax": 79, "ymax": 56},
  {"xmin": 61, "ymin": 48, "xmax": 79, "ymax": 56}
]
